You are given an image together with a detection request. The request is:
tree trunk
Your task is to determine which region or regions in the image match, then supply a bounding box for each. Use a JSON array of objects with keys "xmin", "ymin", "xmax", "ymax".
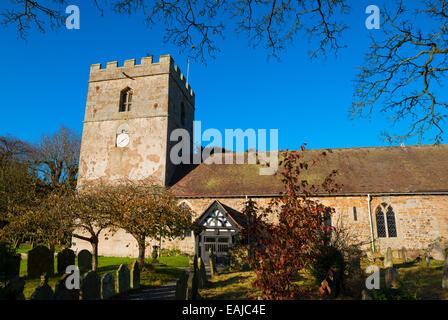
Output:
[
  {"xmin": 91, "ymin": 237, "xmax": 99, "ymax": 271},
  {"xmin": 138, "ymin": 240, "xmax": 146, "ymax": 268}
]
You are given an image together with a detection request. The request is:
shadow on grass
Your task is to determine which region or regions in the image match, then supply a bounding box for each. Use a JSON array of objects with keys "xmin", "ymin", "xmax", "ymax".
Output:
[{"xmin": 207, "ymin": 275, "xmax": 252, "ymax": 290}]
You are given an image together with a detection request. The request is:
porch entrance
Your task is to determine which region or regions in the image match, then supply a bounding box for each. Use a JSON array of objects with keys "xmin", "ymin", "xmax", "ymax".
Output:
[{"xmin": 195, "ymin": 201, "xmax": 244, "ymax": 268}]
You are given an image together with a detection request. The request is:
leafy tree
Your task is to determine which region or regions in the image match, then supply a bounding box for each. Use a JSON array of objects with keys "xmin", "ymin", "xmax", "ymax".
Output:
[
  {"xmin": 242, "ymin": 147, "xmax": 340, "ymax": 299},
  {"xmin": 105, "ymin": 180, "xmax": 194, "ymax": 268},
  {"xmin": 0, "ymin": 189, "xmax": 72, "ymax": 253},
  {"xmin": 63, "ymin": 183, "xmax": 117, "ymax": 271}
]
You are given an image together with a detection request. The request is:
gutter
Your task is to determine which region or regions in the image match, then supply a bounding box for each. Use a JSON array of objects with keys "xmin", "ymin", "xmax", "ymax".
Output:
[{"xmin": 174, "ymin": 191, "xmax": 448, "ymax": 199}]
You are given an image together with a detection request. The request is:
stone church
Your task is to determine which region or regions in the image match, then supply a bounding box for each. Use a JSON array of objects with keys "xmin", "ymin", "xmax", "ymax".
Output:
[{"xmin": 73, "ymin": 55, "xmax": 448, "ymax": 263}]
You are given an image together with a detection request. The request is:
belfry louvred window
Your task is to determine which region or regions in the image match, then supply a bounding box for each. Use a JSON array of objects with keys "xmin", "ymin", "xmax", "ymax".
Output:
[
  {"xmin": 119, "ymin": 88, "xmax": 133, "ymax": 112},
  {"xmin": 375, "ymin": 203, "xmax": 397, "ymax": 238}
]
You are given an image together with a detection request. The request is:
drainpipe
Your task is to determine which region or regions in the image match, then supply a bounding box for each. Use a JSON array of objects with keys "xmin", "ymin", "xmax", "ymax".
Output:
[{"xmin": 367, "ymin": 194, "xmax": 375, "ymax": 252}]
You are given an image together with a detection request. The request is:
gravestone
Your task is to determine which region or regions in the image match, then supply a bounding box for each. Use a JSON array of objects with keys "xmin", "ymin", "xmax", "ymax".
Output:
[
  {"xmin": 77, "ymin": 250, "xmax": 92, "ymax": 274},
  {"xmin": 5, "ymin": 277, "xmax": 25, "ymax": 300},
  {"xmin": 430, "ymin": 241, "xmax": 447, "ymax": 261},
  {"xmin": 57, "ymin": 248, "xmax": 75, "ymax": 275},
  {"xmin": 101, "ymin": 273, "xmax": 115, "ymax": 299},
  {"xmin": 198, "ymin": 258, "xmax": 207, "ymax": 289},
  {"xmin": 0, "ymin": 244, "xmax": 21, "ymax": 282},
  {"xmin": 30, "ymin": 273, "xmax": 54, "ymax": 300},
  {"xmin": 193, "ymin": 254, "xmax": 198, "ymax": 273},
  {"xmin": 425, "ymin": 253, "xmax": 431, "ymax": 268},
  {"xmin": 208, "ymin": 249, "xmax": 216, "ymax": 278},
  {"xmin": 442, "ymin": 255, "xmax": 448, "ymax": 290},
  {"xmin": 175, "ymin": 271, "xmax": 188, "ymax": 300},
  {"xmin": 27, "ymin": 245, "xmax": 53, "ymax": 278},
  {"xmin": 54, "ymin": 273, "xmax": 80, "ymax": 300},
  {"xmin": 186, "ymin": 271, "xmax": 198, "ymax": 300},
  {"xmin": 401, "ymin": 247, "xmax": 408, "ymax": 263},
  {"xmin": 385, "ymin": 267, "xmax": 400, "ymax": 289},
  {"xmin": 131, "ymin": 261, "xmax": 140, "ymax": 290},
  {"xmin": 361, "ymin": 289, "xmax": 373, "ymax": 300},
  {"xmin": 117, "ymin": 264, "xmax": 130, "ymax": 294},
  {"xmin": 384, "ymin": 247, "xmax": 393, "ymax": 268},
  {"xmin": 81, "ymin": 270, "xmax": 101, "ymax": 300}
]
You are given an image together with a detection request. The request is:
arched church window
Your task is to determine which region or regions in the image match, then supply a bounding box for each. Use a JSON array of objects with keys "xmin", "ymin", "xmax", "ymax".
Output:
[
  {"xmin": 181, "ymin": 102, "xmax": 185, "ymax": 125},
  {"xmin": 375, "ymin": 203, "xmax": 397, "ymax": 238},
  {"xmin": 375, "ymin": 206, "xmax": 387, "ymax": 238},
  {"xmin": 119, "ymin": 88, "xmax": 133, "ymax": 112},
  {"xmin": 386, "ymin": 205, "xmax": 397, "ymax": 237}
]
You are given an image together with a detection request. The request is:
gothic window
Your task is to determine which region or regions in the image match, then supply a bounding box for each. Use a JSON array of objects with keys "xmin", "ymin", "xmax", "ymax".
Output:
[
  {"xmin": 386, "ymin": 205, "xmax": 397, "ymax": 237},
  {"xmin": 375, "ymin": 203, "xmax": 397, "ymax": 238},
  {"xmin": 181, "ymin": 102, "xmax": 185, "ymax": 125},
  {"xmin": 375, "ymin": 207, "xmax": 387, "ymax": 238},
  {"xmin": 119, "ymin": 88, "xmax": 133, "ymax": 112}
]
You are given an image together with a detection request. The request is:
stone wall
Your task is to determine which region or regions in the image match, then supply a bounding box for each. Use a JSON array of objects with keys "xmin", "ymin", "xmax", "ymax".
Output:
[{"xmin": 71, "ymin": 194, "xmax": 448, "ymax": 257}]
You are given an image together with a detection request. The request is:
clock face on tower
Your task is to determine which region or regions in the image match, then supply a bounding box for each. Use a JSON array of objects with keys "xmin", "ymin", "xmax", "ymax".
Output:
[{"xmin": 116, "ymin": 132, "xmax": 130, "ymax": 148}]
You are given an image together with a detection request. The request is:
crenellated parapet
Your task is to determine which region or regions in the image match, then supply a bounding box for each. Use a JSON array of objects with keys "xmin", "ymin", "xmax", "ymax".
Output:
[{"xmin": 89, "ymin": 55, "xmax": 194, "ymax": 103}]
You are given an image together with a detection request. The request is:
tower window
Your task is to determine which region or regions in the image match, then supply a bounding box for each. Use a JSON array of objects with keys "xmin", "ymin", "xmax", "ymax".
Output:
[
  {"xmin": 119, "ymin": 88, "xmax": 133, "ymax": 112},
  {"xmin": 375, "ymin": 203, "xmax": 397, "ymax": 238},
  {"xmin": 353, "ymin": 206, "xmax": 357, "ymax": 221},
  {"xmin": 181, "ymin": 102, "xmax": 185, "ymax": 126}
]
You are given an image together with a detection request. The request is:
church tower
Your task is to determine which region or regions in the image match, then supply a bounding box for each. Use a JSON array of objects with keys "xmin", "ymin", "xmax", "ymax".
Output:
[{"xmin": 77, "ymin": 55, "xmax": 195, "ymax": 187}]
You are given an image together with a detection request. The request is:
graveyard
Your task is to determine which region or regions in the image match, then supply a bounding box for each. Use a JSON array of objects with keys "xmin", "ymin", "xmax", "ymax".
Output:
[{"xmin": 2, "ymin": 243, "xmax": 189, "ymax": 300}]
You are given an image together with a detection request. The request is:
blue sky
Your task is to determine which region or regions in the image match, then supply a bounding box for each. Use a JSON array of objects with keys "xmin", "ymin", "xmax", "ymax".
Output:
[{"xmin": 0, "ymin": 0, "xmax": 430, "ymax": 150}]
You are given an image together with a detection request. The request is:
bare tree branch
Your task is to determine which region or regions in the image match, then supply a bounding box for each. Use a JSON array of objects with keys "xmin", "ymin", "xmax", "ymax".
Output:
[{"xmin": 352, "ymin": 0, "xmax": 448, "ymax": 143}]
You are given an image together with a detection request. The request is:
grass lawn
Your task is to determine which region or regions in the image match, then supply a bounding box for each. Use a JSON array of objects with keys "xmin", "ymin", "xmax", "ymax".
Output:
[
  {"xmin": 19, "ymin": 255, "xmax": 189, "ymax": 299},
  {"xmin": 200, "ymin": 257, "xmax": 448, "ymax": 300}
]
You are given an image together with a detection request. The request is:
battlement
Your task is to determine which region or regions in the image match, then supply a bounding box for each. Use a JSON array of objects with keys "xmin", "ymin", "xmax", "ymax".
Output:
[{"xmin": 89, "ymin": 55, "xmax": 194, "ymax": 100}]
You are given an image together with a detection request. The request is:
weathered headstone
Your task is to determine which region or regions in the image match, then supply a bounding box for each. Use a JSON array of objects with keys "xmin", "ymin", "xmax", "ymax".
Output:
[
  {"xmin": 57, "ymin": 248, "xmax": 75, "ymax": 275},
  {"xmin": 198, "ymin": 258, "xmax": 207, "ymax": 289},
  {"xmin": 54, "ymin": 273, "xmax": 80, "ymax": 300},
  {"xmin": 175, "ymin": 271, "xmax": 188, "ymax": 300},
  {"xmin": 384, "ymin": 267, "xmax": 400, "ymax": 289},
  {"xmin": 384, "ymin": 247, "xmax": 393, "ymax": 268},
  {"xmin": 81, "ymin": 270, "xmax": 100, "ymax": 300},
  {"xmin": 400, "ymin": 247, "xmax": 408, "ymax": 263},
  {"xmin": 0, "ymin": 244, "xmax": 21, "ymax": 282},
  {"xmin": 131, "ymin": 261, "xmax": 140, "ymax": 290},
  {"xmin": 193, "ymin": 254, "xmax": 198, "ymax": 272},
  {"xmin": 208, "ymin": 248, "xmax": 216, "ymax": 278},
  {"xmin": 77, "ymin": 250, "xmax": 92, "ymax": 274},
  {"xmin": 30, "ymin": 273, "xmax": 54, "ymax": 300},
  {"xmin": 4, "ymin": 277, "xmax": 25, "ymax": 300},
  {"xmin": 117, "ymin": 264, "xmax": 130, "ymax": 294},
  {"xmin": 361, "ymin": 289, "xmax": 373, "ymax": 300},
  {"xmin": 425, "ymin": 253, "xmax": 431, "ymax": 268},
  {"xmin": 186, "ymin": 271, "xmax": 198, "ymax": 300},
  {"xmin": 442, "ymin": 255, "xmax": 448, "ymax": 290},
  {"xmin": 430, "ymin": 241, "xmax": 447, "ymax": 261},
  {"xmin": 101, "ymin": 273, "xmax": 115, "ymax": 299},
  {"xmin": 27, "ymin": 245, "xmax": 54, "ymax": 278}
]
